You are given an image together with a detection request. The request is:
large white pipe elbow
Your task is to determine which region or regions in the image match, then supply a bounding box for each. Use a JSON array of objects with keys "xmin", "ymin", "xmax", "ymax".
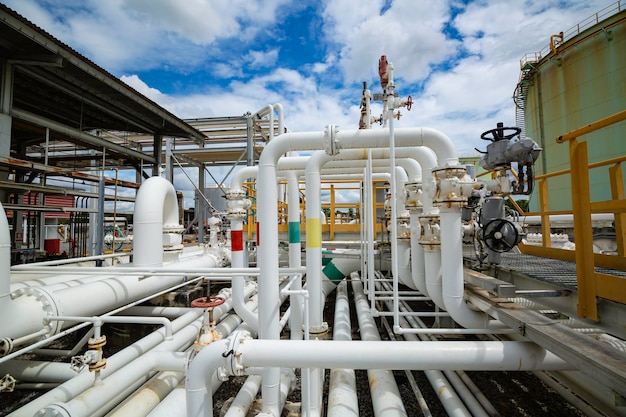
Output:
[
  {"xmin": 133, "ymin": 177, "xmax": 182, "ymax": 267},
  {"xmin": 439, "ymin": 207, "xmax": 494, "ymax": 329}
]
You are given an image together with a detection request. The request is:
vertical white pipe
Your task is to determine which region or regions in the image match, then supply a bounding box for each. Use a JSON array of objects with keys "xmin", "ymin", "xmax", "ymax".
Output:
[
  {"xmin": 255, "ymin": 126, "xmax": 458, "ymax": 415},
  {"xmin": 0, "ymin": 202, "xmax": 11, "ymax": 324},
  {"xmin": 439, "ymin": 206, "xmax": 492, "ymax": 328},
  {"xmin": 424, "ymin": 246, "xmax": 444, "ymax": 310},
  {"xmin": 409, "ymin": 211, "xmax": 426, "ymax": 295},
  {"xmin": 231, "ymin": 218, "xmax": 258, "ymax": 331},
  {"xmin": 304, "ymin": 151, "xmax": 331, "ymax": 417},
  {"xmin": 286, "ymin": 171, "xmax": 303, "ymax": 341}
]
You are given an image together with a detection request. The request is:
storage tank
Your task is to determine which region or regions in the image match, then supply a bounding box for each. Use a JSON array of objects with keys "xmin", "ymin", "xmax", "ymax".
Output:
[{"xmin": 517, "ymin": 4, "xmax": 626, "ymax": 212}]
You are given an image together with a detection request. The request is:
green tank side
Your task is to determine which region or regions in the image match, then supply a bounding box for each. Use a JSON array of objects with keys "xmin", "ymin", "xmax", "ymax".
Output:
[{"xmin": 522, "ymin": 10, "xmax": 626, "ymax": 212}]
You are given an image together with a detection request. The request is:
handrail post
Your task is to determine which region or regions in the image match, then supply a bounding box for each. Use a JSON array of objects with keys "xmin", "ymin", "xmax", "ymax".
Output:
[
  {"xmin": 569, "ymin": 139, "xmax": 598, "ymax": 320},
  {"xmin": 609, "ymin": 163, "xmax": 626, "ymax": 257}
]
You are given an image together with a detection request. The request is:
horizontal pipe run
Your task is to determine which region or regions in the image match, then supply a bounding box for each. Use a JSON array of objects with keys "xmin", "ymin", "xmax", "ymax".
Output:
[
  {"xmin": 10, "ymin": 267, "xmax": 306, "ymax": 276},
  {"xmin": 371, "ymin": 311, "xmax": 450, "ymax": 317},
  {"xmin": 237, "ymin": 339, "xmax": 572, "ymax": 371},
  {"xmin": 46, "ymin": 315, "xmax": 174, "ymax": 340},
  {"xmin": 394, "ymin": 328, "xmax": 518, "ymax": 335}
]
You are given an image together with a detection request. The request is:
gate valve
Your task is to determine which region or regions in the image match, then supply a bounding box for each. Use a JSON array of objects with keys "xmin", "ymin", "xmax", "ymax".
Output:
[{"xmin": 191, "ymin": 296, "xmax": 226, "ymax": 350}]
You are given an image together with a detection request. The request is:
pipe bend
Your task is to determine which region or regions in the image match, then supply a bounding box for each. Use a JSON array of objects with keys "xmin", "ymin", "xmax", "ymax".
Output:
[{"xmin": 186, "ymin": 338, "xmax": 231, "ymax": 417}]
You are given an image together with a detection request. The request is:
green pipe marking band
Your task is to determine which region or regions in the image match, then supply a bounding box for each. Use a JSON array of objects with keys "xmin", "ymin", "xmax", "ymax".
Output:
[
  {"xmin": 288, "ymin": 221, "xmax": 301, "ymax": 244},
  {"xmin": 323, "ymin": 261, "xmax": 345, "ymax": 284}
]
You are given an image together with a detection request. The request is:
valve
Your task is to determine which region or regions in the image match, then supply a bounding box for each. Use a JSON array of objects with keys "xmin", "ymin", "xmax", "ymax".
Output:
[
  {"xmin": 70, "ymin": 344, "xmax": 104, "ymax": 373},
  {"xmin": 192, "ymin": 296, "xmax": 226, "ymax": 352},
  {"xmin": 481, "ymin": 218, "xmax": 522, "ymax": 253},
  {"xmin": 476, "ymin": 122, "xmax": 541, "ymax": 195},
  {"xmin": 0, "ymin": 373, "xmax": 16, "ymax": 392}
]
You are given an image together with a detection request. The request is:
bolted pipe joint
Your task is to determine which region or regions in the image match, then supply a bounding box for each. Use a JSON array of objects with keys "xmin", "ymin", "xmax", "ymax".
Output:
[
  {"xmin": 404, "ymin": 181, "xmax": 423, "ymax": 211},
  {"xmin": 397, "ymin": 213, "xmax": 411, "ymax": 240},
  {"xmin": 224, "ymin": 330, "xmax": 253, "ymax": 377},
  {"xmin": 162, "ymin": 223, "xmax": 184, "ymax": 253},
  {"xmin": 323, "ymin": 124, "xmax": 340, "ymax": 156},
  {"xmin": 432, "ymin": 166, "xmax": 477, "ymax": 208},
  {"xmin": 226, "ymin": 188, "xmax": 251, "ymax": 220},
  {"xmin": 418, "ymin": 214, "xmax": 440, "ymax": 249}
]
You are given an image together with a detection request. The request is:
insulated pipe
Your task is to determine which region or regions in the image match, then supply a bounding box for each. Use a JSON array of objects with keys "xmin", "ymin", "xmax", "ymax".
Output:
[
  {"xmin": 351, "ymin": 278, "xmax": 408, "ymax": 417},
  {"xmin": 327, "ymin": 281, "xmax": 358, "ymax": 417},
  {"xmin": 133, "ymin": 176, "xmax": 182, "ymax": 267},
  {"xmin": 256, "ymin": 126, "xmax": 459, "ymax": 416}
]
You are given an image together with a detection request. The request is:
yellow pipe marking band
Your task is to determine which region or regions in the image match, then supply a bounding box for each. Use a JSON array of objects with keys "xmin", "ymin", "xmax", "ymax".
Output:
[{"xmin": 306, "ymin": 218, "xmax": 322, "ymax": 248}]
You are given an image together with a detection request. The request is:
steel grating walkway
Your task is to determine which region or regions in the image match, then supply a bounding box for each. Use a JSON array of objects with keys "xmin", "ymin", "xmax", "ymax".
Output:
[{"xmin": 496, "ymin": 252, "xmax": 626, "ymax": 291}]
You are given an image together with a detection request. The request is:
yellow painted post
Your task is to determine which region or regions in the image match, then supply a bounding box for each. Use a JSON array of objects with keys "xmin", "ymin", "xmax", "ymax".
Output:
[
  {"xmin": 569, "ymin": 140, "xmax": 598, "ymax": 320},
  {"xmin": 609, "ymin": 163, "xmax": 626, "ymax": 257},
  {"xmin": 538, "ymin": 178, "xmax": 550, "ymax": 247}
]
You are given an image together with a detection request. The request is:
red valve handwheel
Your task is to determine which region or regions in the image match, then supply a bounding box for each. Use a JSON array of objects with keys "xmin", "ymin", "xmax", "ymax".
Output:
[{"xmin": 191, "ymin": 296, "xmax": 225, "ymax": 308}]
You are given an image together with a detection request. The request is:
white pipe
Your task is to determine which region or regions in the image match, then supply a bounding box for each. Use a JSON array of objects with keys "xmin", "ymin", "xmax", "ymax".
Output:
[
  {"xmin": 256, "ymin": 126, "xmax": 458, "ymax": 415},
  {"xmin": 8, "ymin": 310, "xmax": 203, "ymax": 417},
  {"xmin": 235, "ymin": 338, "xmax": 572, "ymax": 370},
  {"xmin": 231, "ymin": 217, "xmax": 259, "ymax": 332},
  {"xmin": 43, "ymin": 352, "xmax": 189, "ymax": 417},
  {"xmin": 425, "ymin": 246, "xmax": 444, "ymax": 310},
  {"xmin": 327, "ymin": 281, "xmax": 358, "ymax": 417},
  {"xmin": 286, "ymin": 171, "xmax": 303, "ymax": 341},
  {"xmin": 133, "ymin": 176, "xmax": 182, "ymax": 267},
  {"xmin": 440, "ymin": 206, "xmax": 494, "ymax": 328},
  {"xmin": 352, "ymin": 278, "xmax": 408, "ymax": 417}
]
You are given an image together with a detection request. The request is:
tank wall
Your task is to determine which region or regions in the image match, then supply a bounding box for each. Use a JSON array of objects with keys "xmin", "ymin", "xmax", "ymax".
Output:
[{"xmin": 525, "ymin": 11, "xmax": 626, "ymax": 212}]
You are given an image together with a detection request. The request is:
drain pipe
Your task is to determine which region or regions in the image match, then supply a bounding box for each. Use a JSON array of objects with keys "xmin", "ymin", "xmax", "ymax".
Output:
[{"xmin": 257, "ymin": 125, "xmax": 460, "ymax": 416}]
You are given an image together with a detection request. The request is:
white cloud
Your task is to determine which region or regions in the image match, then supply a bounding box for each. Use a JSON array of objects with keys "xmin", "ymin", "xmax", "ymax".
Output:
[{"xmin": 322, "ymin": 0, "xmax": 459, "ymax": 83}]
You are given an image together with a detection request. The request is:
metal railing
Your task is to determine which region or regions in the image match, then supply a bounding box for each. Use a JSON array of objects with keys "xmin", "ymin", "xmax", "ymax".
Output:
[
  {"xmin": 520, "ymin": 0, "xmax": 624, "ymax": 69},
  {"xmin": 519, "ymin": 109, "xmax": 626, "ymax": 320}
]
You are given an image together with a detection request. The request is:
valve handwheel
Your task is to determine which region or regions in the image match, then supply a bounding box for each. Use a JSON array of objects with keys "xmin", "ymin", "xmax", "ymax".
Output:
[
  {"xmin": 406, "ymin": 95, "xmax": 412, "ymax": 111},
  {"xmin": 480, "ymin": 123, "xmax": 521, "ymax": 142},
  {"xmin": 482, "ymin": 218, "xmax": 519, "ymax": 253},
  {"xmin": 191, "ymin": 296, "xmax": 225, "ymax": 309}
]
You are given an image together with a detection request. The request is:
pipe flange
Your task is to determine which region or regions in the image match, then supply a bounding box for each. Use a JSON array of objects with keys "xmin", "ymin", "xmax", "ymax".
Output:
[
  {"xmin": 31, "ymin": 288, "xmax": 62, "ymax": 337},
  {"xmin": 224, "ymin": 330, "xmax": 251, "ymax": 376},
  {"xmin": 324, "ymin": 125, "xmax": 340, "ymax": 156},
  {"xmin": 308, "ymin": 322, "xmax": 329, "ymax": 339},
  {"xmin": 432, "ymin": 165, "xmax": 467, "ymax": 180},
  {"xmin": 226, "ymin": 188, "xmax": 247, "ymax": 200},
  {"xmin": 163, "ymin": 224, "xmax": 185, "ymax": 234},
  {"xmin": 0, "ymin": 337, "xmax": 13, "ymax": 357}
]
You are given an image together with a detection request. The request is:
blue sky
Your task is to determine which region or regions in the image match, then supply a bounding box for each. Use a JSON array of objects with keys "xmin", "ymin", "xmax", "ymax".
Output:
[{"xmin": 1, "ymin": 0, "xmax": 615, "ymax": 208}]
